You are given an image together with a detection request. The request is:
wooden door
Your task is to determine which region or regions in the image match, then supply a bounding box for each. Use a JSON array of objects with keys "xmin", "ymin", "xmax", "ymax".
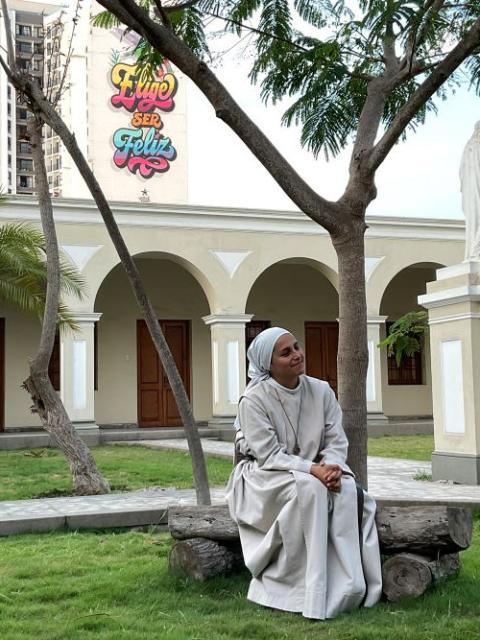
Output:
[
  {"xmin": 305, "ymin": 321, "xmax": 338, "ymax": 395},
  {"xmin": 137, "ymin": 320, "xmax": 190, "ymax": 427},
  {"xmin": 0, "ymin": 319, "xmax": 4, "ymax": 431}
]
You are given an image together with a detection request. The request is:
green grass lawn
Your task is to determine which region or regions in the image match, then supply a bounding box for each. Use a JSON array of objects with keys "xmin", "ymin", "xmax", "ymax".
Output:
[
  {"xmin": 0, "ymin": 519, "xmax": 478, "ymax": 640},
  {"xmin": 0, "ymin": 446, "xmax": 233, "ymax": 501},
  {"xmin": 0, "ymin": 435, "xmax": 435, "ymax": 502},
  {"xmin": 367, "ymin": 434, "xmax": 434, "ymax": 461}
]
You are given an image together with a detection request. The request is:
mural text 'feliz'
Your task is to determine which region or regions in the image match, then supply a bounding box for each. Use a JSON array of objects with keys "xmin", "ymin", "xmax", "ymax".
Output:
[{"xmin": 109, "ymin": 62, "xmax": 178, "ymax": 179}]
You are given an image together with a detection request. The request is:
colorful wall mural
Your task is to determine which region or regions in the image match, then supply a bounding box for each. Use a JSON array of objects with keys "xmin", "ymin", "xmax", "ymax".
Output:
[{"xmin": 109, "ymin": 59, "xmax": 178, "ymax": 179}]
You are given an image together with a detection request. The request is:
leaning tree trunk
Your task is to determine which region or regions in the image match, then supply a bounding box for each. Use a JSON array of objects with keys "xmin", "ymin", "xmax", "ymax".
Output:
[
  {"xmin": 14, "ymin": 80, "xmax": 211, "ymax": 505},
  {"xmin": 333, "ymin": 221, "xmax": 369, "ymax": 487},
  {"xmin": 25, "ymin": 115, "xmax": 109, "ymax": 495}
]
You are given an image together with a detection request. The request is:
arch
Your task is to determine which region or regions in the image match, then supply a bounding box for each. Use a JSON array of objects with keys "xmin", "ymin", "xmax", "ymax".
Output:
[
  {"xmin": 91, "ymin": 250, "xmax": 215, "ymax": 314},
  {"xmin": 368, "ymin": 255, "xmax": 447, "ymax": 316},
  {"xmin": 240, "ymin": 256, "xmax": 338, "ymax": 310},
  {"xmin": 379, "ymin": 262, "xmax": 445, "ymax": 318}
]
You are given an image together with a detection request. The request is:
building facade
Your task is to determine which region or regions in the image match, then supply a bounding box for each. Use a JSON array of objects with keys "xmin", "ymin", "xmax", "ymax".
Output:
[
  {"xmin": 0, "ymin": 1, "xmax": 466, "ymax": 440},
  {"xmin": 0, "ymin": 196, "xmax": 464, "ymax": 436}
]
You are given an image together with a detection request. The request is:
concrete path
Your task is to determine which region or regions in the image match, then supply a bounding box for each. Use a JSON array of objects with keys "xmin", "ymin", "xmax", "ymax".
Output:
[{"xmin": 1, "ymin": 438, "xmax": 479, "ymax": 537}]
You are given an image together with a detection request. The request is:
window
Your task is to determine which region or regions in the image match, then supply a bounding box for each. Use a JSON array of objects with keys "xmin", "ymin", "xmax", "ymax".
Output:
[
  {"xmin": 16, "ymin": 24, "xmax": 32, "ymax": 36},
  {"xmin": 18, "ymin": 175, "xmax": 33, "ymax": 189},
  {"xmin": 35, "ymin": 26, "xmax": 43, "ymax": 38},
  {"xmin": 386, "ymin": 322, "xmax": 423, "ymax": 385},
  {"xmin": 17, "ymin": 42, "xmax": 32, "ymax": 53},
  {"xmin": 17, "ymin": 108, "xmax": 27, "ymax": 120},
  {"xmin": 19, "ymin": 141, "xmax": 31, "ymax": 154},
  {"xmin": 18, "ymin": 159, "xmax": 33, "ymax": 171},
  {"xmin": 34, "ymin": 42, "xmax": 43, "ymax": 54}
]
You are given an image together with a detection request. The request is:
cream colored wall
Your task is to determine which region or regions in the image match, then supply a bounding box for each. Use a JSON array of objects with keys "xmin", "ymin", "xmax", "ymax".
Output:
[
  {"xmin": 246, "ymin": 262, "xmax": 339, "ymax": 348},
  {"xmin": 1, "ymin": 305, "xmax": 43, "ymax": 428},
  {"xmin": 379, "ymin": 265, "xmax": 437, "ymax": 417},
  {"xmin": 94, "ymin": 257, "xmax": 211, "ymax": 424}
]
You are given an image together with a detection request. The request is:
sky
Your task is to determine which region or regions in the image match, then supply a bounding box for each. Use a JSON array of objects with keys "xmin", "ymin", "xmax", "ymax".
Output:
[{"xmin": 186, "ymin": 54, "xmax": 480, "ymax": 220}]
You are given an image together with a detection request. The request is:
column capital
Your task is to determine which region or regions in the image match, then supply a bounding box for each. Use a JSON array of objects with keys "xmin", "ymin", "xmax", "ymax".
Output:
[
  {"xmin": 69, "ymin": 312, "xmax": 103, "ymax": 324},
  {"xmin": 367, "ymin": 315, "xmax": 388, "ymax": 325},
  {"xmin": 202, "ymin": 313, "xmax": 254, "ymax": 327}
]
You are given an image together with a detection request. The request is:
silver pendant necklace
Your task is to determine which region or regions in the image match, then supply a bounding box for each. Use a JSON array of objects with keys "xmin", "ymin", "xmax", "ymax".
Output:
[{"xmin": 274, "ymin": 385, "xmax": 303, "ymax": 456}]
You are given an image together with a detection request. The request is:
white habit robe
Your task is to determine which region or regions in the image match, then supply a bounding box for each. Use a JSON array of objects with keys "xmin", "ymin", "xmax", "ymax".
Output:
[{"xmin": 226, "ymin": 375, "xmax": 382, "ymax": 620}]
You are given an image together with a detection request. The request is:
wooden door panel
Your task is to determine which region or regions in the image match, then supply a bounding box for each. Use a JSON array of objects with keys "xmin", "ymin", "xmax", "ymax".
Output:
[
  {"xmin": 137, "ymin": 319, "xmax": 190, "ymax": 427},
  {"xmin": 162, "ymin": 321, "xmax": 190, "ymax": 426},
  {"xmin": 305, "ymin": 322, "xmax": 339, "ymax": 396},
  {"xmin": 138, "ymin": 323, "xmax": 159, "ymax": 385},
  {"xmin": 304, "ymin": 324, "xmax": 323, "ymax": 379},
  {"xmin": 323, "ymin": 325, "xmax": 339, "ymax": 391},
  {"xmin": 140, "ymin": 390, "xmax": 160, "ymax": 421}
]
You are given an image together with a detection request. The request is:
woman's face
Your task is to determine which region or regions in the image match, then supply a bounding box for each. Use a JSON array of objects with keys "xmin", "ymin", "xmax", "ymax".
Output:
[{"xmin": 270, "ymin": 333, "xmax": 305, "ymax": 386}]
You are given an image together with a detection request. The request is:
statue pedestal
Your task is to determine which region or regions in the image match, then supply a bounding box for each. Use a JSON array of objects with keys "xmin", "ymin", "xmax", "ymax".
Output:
[{"xmin": 418, "ymin": 261, "xmax": 480, "ymax": 484}]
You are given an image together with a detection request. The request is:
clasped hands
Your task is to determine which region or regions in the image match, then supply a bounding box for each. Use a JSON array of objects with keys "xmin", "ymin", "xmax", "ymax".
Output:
[{"xmin": 309, "ymin": 462, "xmax": 342, "ymax": 492}]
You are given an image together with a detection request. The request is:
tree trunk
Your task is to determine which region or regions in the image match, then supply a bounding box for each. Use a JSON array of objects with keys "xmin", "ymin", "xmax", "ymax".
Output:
[
  {"xmin": 377, "ymin": 505, "xmax": 473, "ymax": 555},
  {"xmin": 25, "ymin": 115, "xmax": 109, "ymax": 495},
  {"xmin": 333, "ymin": 222, "xmax": 369, "ymax": 487},
  {"xmin": 382, "ymin": 552, "xmax": 460, "ymax": 602},
  {"xmin": 169, "ymin": 537, "xmax": 244, "ymax": 580},
  {"xmin": 0, "ymin": 74, "xmax": 212, "ymax": 505}
]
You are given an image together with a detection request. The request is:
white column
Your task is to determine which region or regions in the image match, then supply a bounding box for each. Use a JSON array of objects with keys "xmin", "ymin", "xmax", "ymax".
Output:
[
  {"xmin": 366, "ymin": 316, "xmax": 388, "ymax": 417},
  {"xmin": 60, "ymin": 312, "xmax": 101, "ymax": 441},
  {"xmin": 202, "ymin": 313, "xmax": 253, "ymax": 433},
  {"xmin": 419, "ymin": 261, "xmax": 480, "ymax": 484}
]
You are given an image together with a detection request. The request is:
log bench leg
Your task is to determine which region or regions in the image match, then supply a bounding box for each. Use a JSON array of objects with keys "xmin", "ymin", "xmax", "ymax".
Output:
[
  {"xmin": 382, "ymin": 552, "xmax": 460, "ymax": 602},
  {"xmin": 169, "ymin": 537, "xmax": 244, "ymax": 581}
]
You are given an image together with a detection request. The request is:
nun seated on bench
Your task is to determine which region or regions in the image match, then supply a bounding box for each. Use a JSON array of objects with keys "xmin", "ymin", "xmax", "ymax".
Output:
[{"xmin": 226, "ymin": 327, "xmax": 382, "ymax": 620}]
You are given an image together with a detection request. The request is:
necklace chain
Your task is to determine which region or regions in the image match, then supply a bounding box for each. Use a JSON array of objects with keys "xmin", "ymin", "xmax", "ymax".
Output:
[{"xmin": 274, "ymin": 386, "xmax": 303, "ymax": 456}]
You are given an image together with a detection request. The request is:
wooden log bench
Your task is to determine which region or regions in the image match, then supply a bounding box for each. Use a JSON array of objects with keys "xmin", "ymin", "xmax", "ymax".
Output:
[{"xmin": 168, "ymin": 504, "xmax": 473, "ymax": 602}]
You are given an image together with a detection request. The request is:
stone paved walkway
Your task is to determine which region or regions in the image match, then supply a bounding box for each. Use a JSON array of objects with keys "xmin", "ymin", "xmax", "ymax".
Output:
[{"xmin": 1, "ymin": 438, "xmax": 479, "ymax": 537}]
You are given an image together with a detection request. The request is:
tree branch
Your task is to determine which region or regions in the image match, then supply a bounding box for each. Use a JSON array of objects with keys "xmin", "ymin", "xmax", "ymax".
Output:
[
  {"xmin": 203, "ymin": 9, "xmax": 309, "ymax": 52},
  {"xmin": 402, "ymin": 0, "xmax": 446, "ymax": 75},
  {"xmin": 164, "ymin": 0, "xmax": 200, "ymax": 11},
  {"xmin": 369, "ymin": 15, "xmax": 480, "ymax": 172},
  {"xmin": 0, "ymin": 0, "xmax": 16, "ymax": 69},
  {"xmin": 153, "ymin": 0, "xmax": 172, "ymax": 29},
  {"xmin": 96, "ymin": 0, "xmax": 344, "ymax": 235}
]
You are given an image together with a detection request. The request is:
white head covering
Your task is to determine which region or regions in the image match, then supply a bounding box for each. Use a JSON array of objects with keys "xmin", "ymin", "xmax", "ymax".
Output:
[
  {"xmin": 234, "ymin": 326, "xmax": 291, "ymax": 432},
  {"xmin": 246, "ymin": 326, "xmax": 291, "ymax": 385}
]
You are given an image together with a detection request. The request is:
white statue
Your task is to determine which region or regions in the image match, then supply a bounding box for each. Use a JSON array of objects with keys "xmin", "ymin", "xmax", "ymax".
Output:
[{"xmin": 460, "ymin": 121, "xmax": 480, "ymax": 261}]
